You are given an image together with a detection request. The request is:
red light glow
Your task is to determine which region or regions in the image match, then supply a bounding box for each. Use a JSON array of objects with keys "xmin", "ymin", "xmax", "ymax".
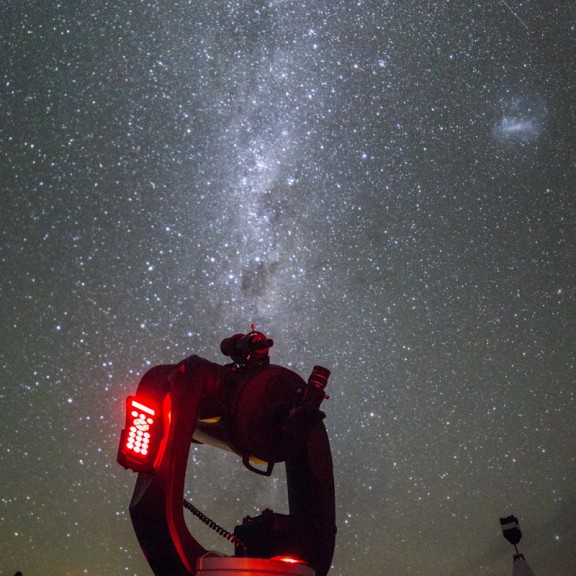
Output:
[
  {"xmin": 271, "ymin": 556, "xmax": 305, "ymax": 565},
  {"xmin": 131, "ymin": 400, "xmax": 155, "ymax": 415},
  {"xmin": 118, "ymin": 396, "xmax": 162, "ymax": 472},
  {"xmin": 125, "ymin": 405, "xmax": 154, "ymax": 458}
]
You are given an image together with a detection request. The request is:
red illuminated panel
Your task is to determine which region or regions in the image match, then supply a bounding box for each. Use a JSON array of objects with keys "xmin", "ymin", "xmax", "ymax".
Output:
[{"xmin": 117, "ymin": 396, "xmax": 163, "ymax": 472}]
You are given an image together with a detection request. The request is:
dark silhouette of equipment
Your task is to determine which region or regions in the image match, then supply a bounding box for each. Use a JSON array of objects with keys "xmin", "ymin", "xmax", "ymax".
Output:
[
  {"xmin": 500, "ymin": 515, "xmax": 536, "ymax": 576},
  {"xmin": 117, "ymin": 327, "xmax": 336, "ymax": 576},
  {"xmin": 220, "ymin": 325, "xmax": 274, "ymax": 367},
  {"xmin": 500, "ymin": 515, "xmax": 522, "ymax": 556}
]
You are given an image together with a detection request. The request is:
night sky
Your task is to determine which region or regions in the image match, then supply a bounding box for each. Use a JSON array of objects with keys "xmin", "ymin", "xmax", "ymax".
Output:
[{"xmin": 1, "ymin": 1, "xmax": 575, "ymax": 575}]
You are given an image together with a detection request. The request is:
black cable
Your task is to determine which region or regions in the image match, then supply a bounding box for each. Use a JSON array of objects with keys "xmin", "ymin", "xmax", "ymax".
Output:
[{"xmin": 183, "ymin": 498, "xmax": 246, "ymax": 551}]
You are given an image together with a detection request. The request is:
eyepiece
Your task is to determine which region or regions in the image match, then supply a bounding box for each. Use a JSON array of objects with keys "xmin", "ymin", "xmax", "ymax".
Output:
[{"xmin": 301, "ymin": 365, "xmax": 331, "ymax": 409}]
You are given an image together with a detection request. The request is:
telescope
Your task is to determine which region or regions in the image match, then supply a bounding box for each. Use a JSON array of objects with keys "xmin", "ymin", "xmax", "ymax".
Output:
[{"xmin": 117, "ymin": 327, "xmax": 336, "ymax": 576}]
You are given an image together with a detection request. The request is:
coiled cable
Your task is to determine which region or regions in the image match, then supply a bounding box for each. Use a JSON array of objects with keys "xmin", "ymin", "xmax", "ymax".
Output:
[{"xmin": 183, "ymin": 498, "xmax": 246, "ymax": 551}]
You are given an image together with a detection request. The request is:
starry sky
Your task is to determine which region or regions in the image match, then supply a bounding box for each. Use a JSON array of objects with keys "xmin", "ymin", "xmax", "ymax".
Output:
[{"xmin": 1, "ymin": 1, "xmax": 575, "ymax": 575}]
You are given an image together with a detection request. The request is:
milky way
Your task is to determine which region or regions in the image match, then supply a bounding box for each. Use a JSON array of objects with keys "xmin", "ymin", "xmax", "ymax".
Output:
[{"xmin": 1, "ymin": 2, "xmax": 575, "ymax": 576}]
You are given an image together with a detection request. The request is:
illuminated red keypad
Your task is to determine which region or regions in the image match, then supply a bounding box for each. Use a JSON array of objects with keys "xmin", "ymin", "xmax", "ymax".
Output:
[{"xmin": 118, "ymin": 397, "xmax": 161, "ymax": 472}]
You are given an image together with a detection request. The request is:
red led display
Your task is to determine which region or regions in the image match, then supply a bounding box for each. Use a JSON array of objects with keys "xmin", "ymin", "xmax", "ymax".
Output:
[{"xmin": 117, "ymin": 396, "xmax": 163, "ymax": 472}]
